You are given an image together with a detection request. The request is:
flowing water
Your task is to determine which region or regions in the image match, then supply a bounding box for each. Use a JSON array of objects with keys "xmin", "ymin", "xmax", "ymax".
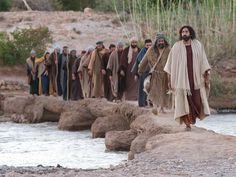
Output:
[
  {"xmin": 196, "ymin": 114, "xmax": 236, "ymax": 136},
  {"xmin": 0, "ymin": 122, "xmax": 127, "ymax": 169},
  {"xmin": 0, "ymin": 114, "xmax": 235, "ymax": 169}
]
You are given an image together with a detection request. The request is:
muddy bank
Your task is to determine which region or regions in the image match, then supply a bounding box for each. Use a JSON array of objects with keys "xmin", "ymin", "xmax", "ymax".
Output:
[{"xmin": 0, "ymin": 95, "xmax": 236, "ymax": 176}]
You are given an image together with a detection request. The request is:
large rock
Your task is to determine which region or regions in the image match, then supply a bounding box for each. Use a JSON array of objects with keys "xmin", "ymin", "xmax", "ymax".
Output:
[
  {"xmin": 58, "ymin": 108, "xmax": 96, "ymax": 131},
  {"xmin": 130, "ymin": 132, "xmax": 150, "ymax": 154},
  {"xmin": 3, "ymin": 95, "xmax": 34, "ymax": 114},
  {"xmin": 91, "ymin": 114, "xmax": 130, "ymax": 138},
  {"xmin": 105, "ymin": 130, "xmax": 137, "ymax": 151}
]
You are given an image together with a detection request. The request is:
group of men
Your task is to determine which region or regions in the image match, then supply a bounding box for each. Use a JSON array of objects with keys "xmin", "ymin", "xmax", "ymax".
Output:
[{"xmin": 26, "ymin": 25, "xmax": 211, "ymax": 131}]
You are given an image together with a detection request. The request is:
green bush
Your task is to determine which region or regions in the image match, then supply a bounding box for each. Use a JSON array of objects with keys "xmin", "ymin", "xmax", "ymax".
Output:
[
  {"xmin": 0, "ymin": 27, "xmax": 52, "ymax": 65},
  {"xmin": 0, "ymin": 0, "xmax": 12, "ymax": 11}
]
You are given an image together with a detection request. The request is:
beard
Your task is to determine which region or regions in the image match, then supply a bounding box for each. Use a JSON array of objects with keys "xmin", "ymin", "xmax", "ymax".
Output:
[
  {"xmin": 131, "ymin": 44, "xmax": 137, "ymax": 49},
  {"xmin": 157, "ymin": 44, "xmax": 165, "ymax": 49},
  {"xmin": 182, "ymin": 35, "xmax": 191, "ymax": 41}
]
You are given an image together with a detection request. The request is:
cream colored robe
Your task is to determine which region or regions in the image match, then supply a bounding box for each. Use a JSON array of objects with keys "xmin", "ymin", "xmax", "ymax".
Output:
[
  {"xmin": 78, "ymin": 54, "xmax": 91, "ymax": 98},
  {"xmin": 164, "ymin": 40, "xmax": 211, "ymax": 123},
  {"xmin": 107, "ymin": 50, "xmax": 120, "ymax": 97}
]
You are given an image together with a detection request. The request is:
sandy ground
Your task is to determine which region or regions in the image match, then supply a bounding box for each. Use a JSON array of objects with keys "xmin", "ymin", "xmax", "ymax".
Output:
[{"xmin": 0, "ymin": 11, "xmax": 129, "ymax": 52}]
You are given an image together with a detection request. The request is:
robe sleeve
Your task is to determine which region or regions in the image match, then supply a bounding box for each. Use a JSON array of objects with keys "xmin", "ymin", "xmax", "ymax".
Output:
[
  {"xmin": 164, "ymin": 49, "xmax": 173, "ymax": 75},
  {"xmin": 88, "ymin": 51, "xmax": 96, "ymax": 71},
  {"xmin": 107, "ymin": 51, "xmax": 115, "ymax": 76}
]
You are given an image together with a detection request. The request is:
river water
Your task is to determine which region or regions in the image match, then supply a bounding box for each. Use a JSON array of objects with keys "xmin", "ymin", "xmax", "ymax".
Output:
[
  {"xmin": 196, "ymin": 114, "xmax": 236, "ymax": 136},
  {"xmin": 0, "ymin": 114, "xmax": 235, "ymax": 169},
  {"xmin": 0, "ymin": 122, "xmax": 127, "ymax": 169}
]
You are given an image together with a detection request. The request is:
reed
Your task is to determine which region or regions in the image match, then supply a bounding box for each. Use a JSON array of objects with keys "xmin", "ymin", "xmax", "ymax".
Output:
[{"xmin": 114, "ymin": 0, "xmax": 236, "ymax": 61}]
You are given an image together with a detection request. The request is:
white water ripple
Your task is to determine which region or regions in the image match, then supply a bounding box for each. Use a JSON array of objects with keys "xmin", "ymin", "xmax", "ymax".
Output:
[{"xmin": 0, "ymin": 122, "xmax": 127, "ymax": 169}]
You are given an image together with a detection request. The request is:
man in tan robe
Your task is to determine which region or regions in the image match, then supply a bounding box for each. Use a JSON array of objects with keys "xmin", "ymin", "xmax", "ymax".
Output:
[
  {"xmin": 164, "ymin": 25, "xmax": 211, "ymax": 131},
  {"xmin": 78, "ymin": 46, "xmax": 95, "ymax": 98},
  {"xmin": 119, "ymin": 37, "xmax": 140, "ymax": 100},
  {"xmin": 139, "ymin": 34, "xmax": 171, "ymax": 114},
  {"xmin": 107, "ymin": 42, "xmax": 124, "ymax": 100},
  {"xmin": 88, "ymin": 41, "xmax": 108, "ymax": 98}
]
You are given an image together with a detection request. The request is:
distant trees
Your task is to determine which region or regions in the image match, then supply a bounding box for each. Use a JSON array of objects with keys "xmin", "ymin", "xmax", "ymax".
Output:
[{"xmin": 0, "ymin": 0, "xmax": 12, "ymax": 11}]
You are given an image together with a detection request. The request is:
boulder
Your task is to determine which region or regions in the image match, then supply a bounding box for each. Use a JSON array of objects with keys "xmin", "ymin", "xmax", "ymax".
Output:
[
  {"xmin": 3, "ymin": 95, "xmax": 34, "ymax": 114},
  {"xmin": 91, "ymin": 114, "xmax": 130, "ymax": 138},
  {"xmin": 130, "ymin": 132, "xmax": 150, "ymax": 154},
  {"xmin": 58, "ymin": 108, "xmax": 96, "ymax": 131},
  {"xmin": 105, "ymin": 130, "xmax": 137, "ymax": 151}
]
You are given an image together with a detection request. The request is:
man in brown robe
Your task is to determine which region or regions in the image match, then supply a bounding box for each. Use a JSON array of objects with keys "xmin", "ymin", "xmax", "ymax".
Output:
[
  {"xmin": 101, "ymin": 44, "xmax": 116, "ymax": 101},
  {"xmin": 48, "ymin": 46, "xmax": 60, "ymax": 96},
  {"xmin": 119, "ymin": 37, "xmax": 140, "ymax": 100},
  {"xmin": 88, "ymin": 41, "xmax": 108, "ymax": 98},
  {"xmin": 107, "ymin": 42, "xmax": 124, "ymax": 100},
  {"xmin": 139, "ymin": 34, "xmax": 171, "ymax": 115},
  {"xmin": 63, "ymin": 49, "xmax": 77, "ymax": 100},
  {"xmin": 164, "ymin": 26, "xmax": 211, "ymax": 131},
  {"xmin": 71, "ymin": 50, "xmax": 85, "ymax": 100}
]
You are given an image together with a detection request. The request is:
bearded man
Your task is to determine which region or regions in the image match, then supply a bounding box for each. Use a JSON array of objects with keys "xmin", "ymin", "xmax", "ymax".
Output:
[
  {"xmin": 119, "ymin": 37, "xmax": 140, "ymax": 100},
  {"xmin": 164, "ymin": 26, "xmax": 211, "ymax": 131},
  {"xmin": 139, "ymin": 34, "xmax": 171, "ymax": 114},
  {"xmin": 88, "ymin": 41, "xmax": 108, "ymax": 98}
]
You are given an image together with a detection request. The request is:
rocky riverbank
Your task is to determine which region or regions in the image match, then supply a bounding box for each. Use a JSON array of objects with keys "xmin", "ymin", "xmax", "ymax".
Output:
[{"xmin": 0, "ymin": 94, "xmax": 236, "ymax": 177}]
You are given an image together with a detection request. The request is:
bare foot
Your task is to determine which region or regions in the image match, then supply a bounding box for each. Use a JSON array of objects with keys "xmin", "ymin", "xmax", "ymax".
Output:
[
  {"xmin": 185, "ymin": 126, "xmax": 191, "ymax": 132},
  {"xmin": 159, "ymin": 107, "xmax": 166, "ymax": 114},
  {"xmin": 152, "ymin": 108, "xmax": 158, "ymax": 115}
]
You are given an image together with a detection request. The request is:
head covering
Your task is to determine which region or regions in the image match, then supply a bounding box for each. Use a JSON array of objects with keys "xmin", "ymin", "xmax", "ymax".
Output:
[
  {"xmin": 117, "ymin": 41, "xmax": 124, "ymax": 47},
  {"xmin": 30, "ymin": 50, "xmax": 36, "ymax": 55},
  {"xmin": 53, "ymin": 43, "xmax": 60, "ymax": 50},
  {"xmin": 86, "ymin": 45, "xmax": 95, "ymax": 53},
  {"xmin": 130, "ymin": 36, "xmax": 138, "ymax": 42},
  {"xmin": 96, "ymin": 41, "xmax": 103, "ymax": 45},
  {"xmin": 156, "ymin": 33, "xmax": 167, "ymax": 41}
]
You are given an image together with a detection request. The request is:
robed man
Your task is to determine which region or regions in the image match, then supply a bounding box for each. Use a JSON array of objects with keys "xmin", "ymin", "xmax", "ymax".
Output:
[
  {"xmin": 101, "ymin": 44, "xmax": 116, "ymax": 101},
  {"xmin": 164, "ymin": 26, "xmax": 211, "ymax": 131},
  {"xmin": 88, "ymin": 41, "xmax": 108, "ymax": 98},
  {"xmin": 107, "ymin": 42, "xmax": 124, "ymax": 100},
  {"xmin": 119, "ymin": 37, "xmax": 140, "ymax": 100}
]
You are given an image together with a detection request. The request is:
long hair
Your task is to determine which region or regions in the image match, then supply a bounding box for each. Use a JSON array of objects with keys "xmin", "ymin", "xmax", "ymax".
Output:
[
  {"xmin": 154, "ymin": 38, "xmax": 169, "ymax": 50},
  {"xmin": 179, "ymin": 25, "xmax": 196, "ymax": 40}
]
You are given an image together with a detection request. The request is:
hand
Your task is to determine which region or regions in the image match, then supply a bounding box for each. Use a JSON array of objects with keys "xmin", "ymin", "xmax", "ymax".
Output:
[
  {"xmin": 204, "ymin": 72, "xmax": 210, "ymax": 88},
  {"xmin": 79, "ymin": 73, "xmax": 83, "ymax": 80},
  {"xmin": 204, "ymin": 76, "xmax": 210, "ymax": 88},
  {"xmin": 88, "ymin": 70, "xmax": 92, "ymax": 76},
  {"xmin": 72, "ymin": 74, "xmax": 76, "ymax": 80},
  {"xmin": 134, "ymin": 75, "xmax": 138, "ymax": 82},
  {"xmin": 168, "ymin": 81, "xmax": 173, "ymax": 91},
  {"xmin": 102, "ymin": 69, "xmax": 106, "ymax": 75},
  {"xmin": 120, "ymin": 70, "xmax": 125, "ymax": 76},
  {"xmin": 109, "ymin": 76, "xmax": 113, "ymax": 81}
]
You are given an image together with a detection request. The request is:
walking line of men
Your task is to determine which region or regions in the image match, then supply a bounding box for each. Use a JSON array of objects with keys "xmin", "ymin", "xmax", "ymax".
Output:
[{"xmin": 26, "ymin": 25, "xmax": 211, "ymax": 131}]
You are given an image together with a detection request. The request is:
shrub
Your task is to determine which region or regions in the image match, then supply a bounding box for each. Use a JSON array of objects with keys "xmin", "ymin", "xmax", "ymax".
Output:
[
  {"xmin": 0, "ymin": 0, "xmax": 12, "ymax": 11},
  {"xmin": 0, "ymin": 27, "xmax": 52, "ymax": 65}
]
